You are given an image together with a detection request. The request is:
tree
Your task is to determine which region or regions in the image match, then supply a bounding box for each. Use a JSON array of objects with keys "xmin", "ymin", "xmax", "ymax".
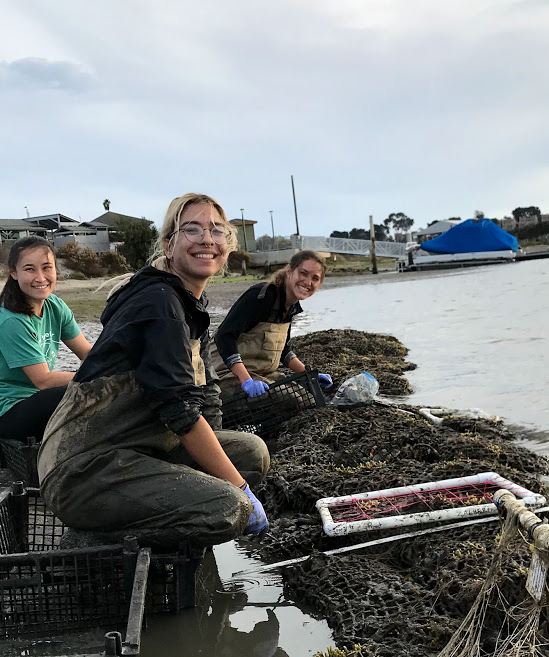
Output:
[
  {"xmin": 349, "ymin": 227, "xmax": 369, "ymax": 240},
  {"xmin": 114, "ymin": 217, "xmax": 158, "ymax": 270},
  {"xmin": 384, "ymin": 212, "xmax": 414, "ymax": 235},
  {"xmin": 474, "ymin": 210, "xmax": 485, "ymax": 219},
  {"xmin": 103, "ymin": 199, "xmax": 111, "ymax": 211},
  {"xmin": 330, "ymin": 230, "xmax": 349, "ymax": 238},
  {"xmin": 255, "ymin": 234, "xmax": 274, "ymax": 251},
  {"xmin": 512, "ymin": 206, "xmax": 541, "ymax": 223}
]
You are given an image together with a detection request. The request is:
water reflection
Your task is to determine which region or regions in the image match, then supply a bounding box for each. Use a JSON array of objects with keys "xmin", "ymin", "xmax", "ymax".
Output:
[{"xmin": 140, "ymin": 546, "xmax": 328, "ymax": 656}]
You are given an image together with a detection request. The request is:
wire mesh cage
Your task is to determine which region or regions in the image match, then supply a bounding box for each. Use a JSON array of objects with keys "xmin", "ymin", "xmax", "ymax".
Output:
[
  {"xmin": 221, "ymin": 367, "xmax": 326, "ymax": 438},
  {"xmin": 0, "ymin": 437, "xmax": 39, "ymax": 487}
]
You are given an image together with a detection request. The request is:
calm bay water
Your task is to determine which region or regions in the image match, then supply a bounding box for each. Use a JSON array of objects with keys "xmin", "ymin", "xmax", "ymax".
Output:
[{"xmin": 295, "ymin": 259, "xmax": 549, "ymax": 440}]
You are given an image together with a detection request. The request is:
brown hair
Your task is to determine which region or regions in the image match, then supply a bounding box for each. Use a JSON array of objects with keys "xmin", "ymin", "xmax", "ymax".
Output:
[
  {"xmin": 0, "ymin": 236, "xmax": 56, "ymax": 316},
  {"xmin": 268, "ymin": 250, "xmax": 327, "ymax": 288}
]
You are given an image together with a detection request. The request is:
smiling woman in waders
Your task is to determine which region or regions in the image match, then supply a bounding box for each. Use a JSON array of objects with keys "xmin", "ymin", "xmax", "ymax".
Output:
[
  {"xmin": 0, "ymin": 236, "xmax": 91, "ymax": 443},
  {"xmin": 38, "ymin": 194, "xmax": 269, "ymax": 547},
  {"xmin": 212, "ymin": 250, "xmax": 333, "ymax": 399}
]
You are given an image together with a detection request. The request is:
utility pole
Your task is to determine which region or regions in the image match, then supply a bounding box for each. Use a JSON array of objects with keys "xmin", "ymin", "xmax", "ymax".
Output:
[
  {"xmin": 369, "ymin": 215, "xmax": 378, "ymax": 275},
  {"xmin": 290, "ymin": 175, "xmax": 300, "ymax": 236},
  {"xmin": 240, "ymin": 208, "xmax": 248, "ymax": 252},
  {"xmin": 269, "ymin": 210, "xmax": 275, "ymax": 250}
]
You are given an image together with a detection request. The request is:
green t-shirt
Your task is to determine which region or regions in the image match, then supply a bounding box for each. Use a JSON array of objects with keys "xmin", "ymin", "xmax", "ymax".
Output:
[{"xmin": 0, "ymin": 294, "xmax": 81, "ymax": 416}]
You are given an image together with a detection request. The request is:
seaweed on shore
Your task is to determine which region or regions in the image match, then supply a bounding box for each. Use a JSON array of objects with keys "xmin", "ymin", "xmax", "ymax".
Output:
[
  {"xmin": 257, "ymin": 329, "xmax": 549, "ymax": 657},
  {"xmin": 290, "ymin": 329, "xmax": 416, "ymax": 395}
]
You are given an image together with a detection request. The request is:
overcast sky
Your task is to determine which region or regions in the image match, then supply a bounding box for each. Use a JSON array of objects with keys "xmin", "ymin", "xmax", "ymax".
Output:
[{"xmin": 1, "ymin": 0, "xmax": 548, "ymax": 237}]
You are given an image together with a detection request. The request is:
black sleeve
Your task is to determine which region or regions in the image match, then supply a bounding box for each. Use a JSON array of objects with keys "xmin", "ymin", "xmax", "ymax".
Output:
[
  {"xmin": 281, "ymin": 321, "xmax": 298, "ymax": 366},
  {"xmin": 123, "ymin": 289, "xmax": 205, "ymax": 436},
  {"xmin": 214, "ymin": 284, "xmax": 276, "ymax": 367},
  {"xmin": 200, "ymin": 331, "xmax": 222, "ymax": 430}
]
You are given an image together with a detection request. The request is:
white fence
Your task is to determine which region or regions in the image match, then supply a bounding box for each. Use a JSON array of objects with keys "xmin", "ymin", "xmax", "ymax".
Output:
[{"xmin": 293, "ymin": 235, "xmax": 406, "ymax": 259}]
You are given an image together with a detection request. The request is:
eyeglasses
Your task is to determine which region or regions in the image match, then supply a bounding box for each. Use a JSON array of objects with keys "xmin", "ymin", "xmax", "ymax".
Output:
[{"xmin": 178, "ymin": 223, "xmax": 231, "ymax": 245}]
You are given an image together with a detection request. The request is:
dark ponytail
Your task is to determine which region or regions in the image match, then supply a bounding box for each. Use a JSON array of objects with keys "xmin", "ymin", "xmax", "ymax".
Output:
[{"xmin": 0, "ymin": 236, "xmax": 56, "ymax": 316}]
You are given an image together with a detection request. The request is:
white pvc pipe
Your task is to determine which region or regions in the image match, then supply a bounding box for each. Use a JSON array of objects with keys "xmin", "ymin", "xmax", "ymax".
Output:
[{"xmin": 316, "ymin": 472, "xmax": 546, "ymax": 537}]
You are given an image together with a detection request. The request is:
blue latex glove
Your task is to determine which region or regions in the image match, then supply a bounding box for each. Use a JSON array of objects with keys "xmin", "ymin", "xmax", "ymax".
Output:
[
  {"xmin": 241, "ymin": 482, "xmax": 269, "ymax": 537},
  {"xmin": 241, "ymin": 378, "xmax": 269, "ymax": 398},
  {"xmin": 318, "ymin": 373, "xmax": 333, "ymax": 389}
]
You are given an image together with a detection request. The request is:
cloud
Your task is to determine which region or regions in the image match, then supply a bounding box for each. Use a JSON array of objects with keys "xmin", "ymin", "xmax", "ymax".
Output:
[
  {"xmin": 1, "ymin": 0, "xmax": 549, "ymax": 234},
  {"xmin": 0, "ymin": 57, "xmax": 93, "ymax": 93}
]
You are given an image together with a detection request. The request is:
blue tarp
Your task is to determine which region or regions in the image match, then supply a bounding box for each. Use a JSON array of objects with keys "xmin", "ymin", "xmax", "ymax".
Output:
[{"xmin": 420, "ymin": 219, "xmax": 519, "ymax": 254}]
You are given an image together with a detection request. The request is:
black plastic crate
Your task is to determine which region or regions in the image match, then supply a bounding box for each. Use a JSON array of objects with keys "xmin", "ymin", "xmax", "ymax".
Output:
[
  {"xmin": 0, "ymin": 546, "xmax": 150, "ymax": 657},
  {"xmin": 146, "ymin": 545, "xmax": 205, "ymax": 613},
  {"xmin": 0, "ymin": 486, "xmax": 148, "ymax": 640},
  {"xmin": 0, "ymin": 486, "xmax": 203, "ymax": 621},
  {"xmin": 221, "ymin": 367, "xmax": 326, "ymax": 438},
  {"xmin": 0, "ymin": 436, "xmax": 39, "ymax": 487}
]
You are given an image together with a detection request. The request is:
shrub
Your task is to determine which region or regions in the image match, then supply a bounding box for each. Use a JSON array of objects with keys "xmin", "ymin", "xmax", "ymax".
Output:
[
  {"xmin": 56, "ymin": 242, "xmax": 103, "ymax": 277},
  {"xmin": 114, "ymin": 218, "xmax": 157, "ymax": 269},
  {"xmin": 227, "ymin": 250, "xmax": 250, "ymax": 273},
  {"xmin": 98, "ymin": 250, "xmax": 131, "ymax": 274},
  {"xmin": 0, "ymin": 243, "xmax": 11, "ymax": 267},
  {"xmin": 56, "ymin": 241, "xmax": 81, "ymax": 263}
]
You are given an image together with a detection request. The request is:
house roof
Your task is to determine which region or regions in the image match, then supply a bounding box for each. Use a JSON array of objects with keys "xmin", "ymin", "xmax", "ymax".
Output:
[
  {"xmin": 89, "ymin": 212, "xmax": 144, "ymax": 227},
  {"xmin": 230, "ymin": 219, "xmax": 257, "ymax": 226},
  {"xmin": 24, "ymin": 214, "xmax": 79, "ymax": 229},
  {"xmin": 54, "ymin": 226, "xmax": 100, "ymax": 235},
  {"xmin": 80, "ymin": 221, "xmax": 110, "ymax": 229},
  {"xmin": 0, "ymin": 219, "xmax": 48, "ymax": 232},
  {"xmin": 416, "ymin": 220, "xmax": 460, "ymax": 237}
]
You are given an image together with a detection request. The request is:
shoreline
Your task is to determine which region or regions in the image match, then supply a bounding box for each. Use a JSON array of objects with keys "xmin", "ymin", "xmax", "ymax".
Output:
[{"xmin": 43, "ymin": 266, "xmax": 464, "ymax": 322}]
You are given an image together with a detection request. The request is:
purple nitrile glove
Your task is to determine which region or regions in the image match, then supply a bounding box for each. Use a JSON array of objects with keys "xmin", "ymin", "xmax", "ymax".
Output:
[
  {"xmin": 241, "ymin": 482, "xmax": 269, "ymax": 537},
  {"xmin": 318, "ymin": 373, "xmax": 333, "ymax": 389},
  {"xmin": 241, "ymin": 378, "xmax": 269, "ymax": 398}
]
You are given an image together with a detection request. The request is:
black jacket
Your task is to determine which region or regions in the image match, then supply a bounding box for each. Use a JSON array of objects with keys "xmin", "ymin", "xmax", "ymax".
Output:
[
  {"xmin": 76, "ymin": 266, "xmax": 218, "ymax": 436},
  {"xmin": 214, "ymin": 282, "xmax": 302, "ymax": 369}
]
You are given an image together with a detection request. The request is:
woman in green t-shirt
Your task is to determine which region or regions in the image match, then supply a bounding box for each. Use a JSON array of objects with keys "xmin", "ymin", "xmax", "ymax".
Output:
[{"xmin": 0, "ymin": 236, "xmax": 92, "ymax": 442}]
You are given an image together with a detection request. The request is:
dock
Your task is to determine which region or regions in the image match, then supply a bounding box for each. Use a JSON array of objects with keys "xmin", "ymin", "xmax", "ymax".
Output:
[{"xmin": 516, "ymin": 250, "xmax": 549, "ymax": 261}]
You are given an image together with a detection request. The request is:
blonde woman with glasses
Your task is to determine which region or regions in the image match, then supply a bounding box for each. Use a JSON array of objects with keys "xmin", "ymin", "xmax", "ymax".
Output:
[{"xmin": 38, "ymin": 193, "xmax": 270, "ymax": 548}]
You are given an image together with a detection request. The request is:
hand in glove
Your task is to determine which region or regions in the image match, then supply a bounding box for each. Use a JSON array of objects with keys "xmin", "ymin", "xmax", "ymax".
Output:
[
  {"xmin": 241, "ymin": 482, "xmax": 269, "ymax": 537},
  {"xmin": 318, "ymin": 373, "xmax": 333, "ymax": 389},
  {"xmin": 241, "ymin": 378, "xmax": 269, "ymax": 398}
]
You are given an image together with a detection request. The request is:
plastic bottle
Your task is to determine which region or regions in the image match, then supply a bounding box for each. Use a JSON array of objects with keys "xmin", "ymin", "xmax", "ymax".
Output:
[{"xmin": 330, "ymin": 371, "xmax": 379, "ymax": 406}]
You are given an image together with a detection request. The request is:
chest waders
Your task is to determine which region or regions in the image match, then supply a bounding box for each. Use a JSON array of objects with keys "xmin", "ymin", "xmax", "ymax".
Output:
[
  {"xmin": 38, "ymin": 340, "xmax": 270, "ymax": 548},
  {"xmin": 189, "ymin": 339, "xmax": 206, "ymax": 386},
  {"xmin": 212, "ymin": 284, "xmax": 290, "ymax": 392}
]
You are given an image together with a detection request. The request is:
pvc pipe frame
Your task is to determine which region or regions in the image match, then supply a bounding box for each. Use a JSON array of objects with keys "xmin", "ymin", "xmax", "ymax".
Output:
[{"xmin": 316, "ymin": 472, "xmax": 546, "ymax": 537}]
